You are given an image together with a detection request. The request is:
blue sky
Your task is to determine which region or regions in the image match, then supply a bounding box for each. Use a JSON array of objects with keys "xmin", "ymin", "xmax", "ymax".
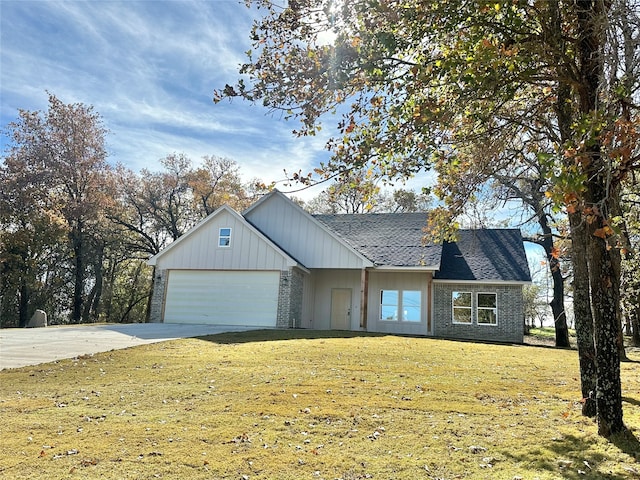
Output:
[
  {"xmin": 0, "ymin": 0, "xmax": 343, "ymax": 198},
  {"xmin": 0, "ymin": 0, "xmax": 547, "ymax": 294}
]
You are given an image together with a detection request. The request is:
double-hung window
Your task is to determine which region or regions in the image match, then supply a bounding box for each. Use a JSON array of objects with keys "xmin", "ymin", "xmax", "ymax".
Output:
[
  {"xmin": 477, "ymin": 293, "xmax": 497, "ymax": 325},
  {"xmin": 451, "ymin": 291, "xmax": 498, "ymax": 325},
  {"xmin": 452, "ymin": 291, "xmax": 472, "ymax": 324},
  {"xmin": 380, "ymin": 290, "xmax": 422, "ymax": 322},
  {"xmin": 218, "ymin": 228, "xmax": 231, "ymax": 247}
]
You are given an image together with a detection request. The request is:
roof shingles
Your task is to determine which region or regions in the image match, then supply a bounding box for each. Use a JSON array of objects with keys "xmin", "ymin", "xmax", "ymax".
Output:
[
  {"xmin": 314, "ymin": 213, "xmax": 531, "ymax": 282},
  {"xmin": 314, "ymin": 213, "xmax": 442, "ymax": 267}
]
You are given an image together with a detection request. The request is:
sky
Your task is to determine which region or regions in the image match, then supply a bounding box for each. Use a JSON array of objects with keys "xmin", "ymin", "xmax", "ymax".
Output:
[
  {"xmin": 0, "ymin": 0, "xmax": 352, "ymax": 199},
  {"xmin": 0, "ymin": 0, "xmax": 547, "ymax": 284}
]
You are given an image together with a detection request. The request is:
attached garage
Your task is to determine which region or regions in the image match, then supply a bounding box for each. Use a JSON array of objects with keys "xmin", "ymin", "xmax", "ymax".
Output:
[
  {"xmin": 163, "ymin": 270, "xmax": 280, "ymax": 326},
  {"xmin": 148, "ymin": 205, "xmax": 303, "ymax": 328}
]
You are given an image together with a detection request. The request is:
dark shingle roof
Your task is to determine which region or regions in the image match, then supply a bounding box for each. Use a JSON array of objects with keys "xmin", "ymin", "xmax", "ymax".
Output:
[
  {"xmin": 314, "ymin": 214, "xmax": 531, "ymax": 282},
  {"xmin": 434, "ymin": 229, "xmax": 531, "ymax": 282},
  {"xmin": 313, "ymin": 213, "xmax": 442, "ymax": 267}
]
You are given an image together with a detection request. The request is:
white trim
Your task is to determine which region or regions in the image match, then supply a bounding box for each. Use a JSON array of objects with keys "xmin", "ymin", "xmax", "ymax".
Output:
[
  {"xmin": 218, "ymin": 227, "xmax": 232, "ymax": 248},
  {"xmin": 373, "ymin": 265, "xmax": 440, "ymax": 272},
  {"xmin": 433, "ymin": 279, "xmax": 530, "ymax": 285},
  {"xmin": 451, "ymin": 291, "xmax": 473, "ymax": 325},
  {"xmin": 476, "ymin": 292, "xmax": 498, "ymax": 326},
  {"xmin": 378, "ymin": 288, "xmax": 424, "ymax": 324}
]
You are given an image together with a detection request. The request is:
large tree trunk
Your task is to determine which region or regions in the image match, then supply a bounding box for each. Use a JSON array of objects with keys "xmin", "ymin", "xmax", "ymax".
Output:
[
  {"xmin": 18, "ymin": 280, "xmax": 29, "ymax": 328},
  {"xmin": 632, "ymin": 304, "xmax": 640, "ymax": 347},
  {"xmin": 569, "ymin": 212, "xmax": 597, "ymax": 418},
  {"xmin": 585, "ymin": 199, "xmax": 624, "ymax": 437},
  {"xmin": 70, "ymin": 224, "xmax": 84, "ymax": 324},
  {"xmin": 537, "ymin": 210, "xmax": 570, "ymax": 347},
  {"xmin": 576, "ymin": 0, "xmax": 624, "ymax": 437}
]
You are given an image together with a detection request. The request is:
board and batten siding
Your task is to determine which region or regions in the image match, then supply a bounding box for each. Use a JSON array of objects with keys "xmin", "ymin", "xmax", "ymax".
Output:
[
  {"xmin": 245, "ymin": 192, "xmax": 371, "ymax": 269},
  {"xmin": 367, "ymin": 271, "xmax": 430, "ymax": 336},
  {"xmin": 154, "ymin": 209, "xmax": 294, "ymax": 272}
]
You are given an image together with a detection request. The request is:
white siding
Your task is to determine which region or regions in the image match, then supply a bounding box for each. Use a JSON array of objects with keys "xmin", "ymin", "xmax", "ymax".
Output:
[
  {"xmin": 164, "ymin": 270, "xmax": 279, "ymax": 326},
  {"xmin": 245, "ymin": 192, "xmax": 370, "ymax": 269},
  {"xmin": 155, "ymin": 209, "xmax": 293, "ymax": 271}
]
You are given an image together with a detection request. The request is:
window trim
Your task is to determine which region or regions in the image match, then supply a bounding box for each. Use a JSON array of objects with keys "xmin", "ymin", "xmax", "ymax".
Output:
[
  {"xmin": 379, "ymin": 289, "xmax": 423, "ymax": 323},
  {"xmin": 452, "ymin": 291, "xmax": 473, "ymax": 325},
  {"xmin": 218, "ymin": 227, "xmax": 232, "ymax": 248},
  {"xmin": 476, "ymin": 292, "xmax": 498, "ymax": 326}
]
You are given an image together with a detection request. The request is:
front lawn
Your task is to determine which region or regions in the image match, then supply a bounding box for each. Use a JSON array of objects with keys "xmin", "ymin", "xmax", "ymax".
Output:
[{"xmin": 0, "ymin": 330, "xmax": 638, "ymax": 479}]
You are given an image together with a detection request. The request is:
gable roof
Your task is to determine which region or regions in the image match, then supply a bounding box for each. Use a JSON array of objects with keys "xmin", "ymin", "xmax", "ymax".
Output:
[
  {"xmin": 434, "ymin": 229, "xmax": 531, "ymax": 282},
  {"xmin": 244, "ymin": 190, "xmax": 374, "ymax": 269},
  {"xmin": 147, "ymin": 204, "xmax": 301, "ymax": 269},
  {"xmin": 314, "ymin": 212, "xmax": 441, "ymax": 268}
]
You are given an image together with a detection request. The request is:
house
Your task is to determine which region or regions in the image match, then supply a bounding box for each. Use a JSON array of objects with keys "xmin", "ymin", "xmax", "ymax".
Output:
[{"xmin": 147, "ymin": 190, "xmax": 531, "ymax": 343}]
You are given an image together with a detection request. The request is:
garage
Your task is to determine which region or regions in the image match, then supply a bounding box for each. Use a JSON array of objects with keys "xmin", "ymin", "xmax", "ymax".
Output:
[{"xmin": 163, "ymin": 270, "xmax": 280, "ymax": 326}]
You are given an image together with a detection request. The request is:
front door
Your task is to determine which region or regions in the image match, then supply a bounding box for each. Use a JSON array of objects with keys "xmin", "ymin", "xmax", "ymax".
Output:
[{"xmin": 331, "ymin": 288, "xmax": 352, "ymax": 330}]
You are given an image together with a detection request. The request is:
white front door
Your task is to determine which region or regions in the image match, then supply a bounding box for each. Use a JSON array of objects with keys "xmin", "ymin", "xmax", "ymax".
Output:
[{"xmin": 331, "ymin": 288, "xmax": 352, "ymax": 330}]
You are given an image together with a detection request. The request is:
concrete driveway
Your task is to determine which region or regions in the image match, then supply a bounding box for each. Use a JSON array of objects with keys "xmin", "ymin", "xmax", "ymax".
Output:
[{"xmin": 0, "ymin": 323, "xmax": 258, "ymax": 370}]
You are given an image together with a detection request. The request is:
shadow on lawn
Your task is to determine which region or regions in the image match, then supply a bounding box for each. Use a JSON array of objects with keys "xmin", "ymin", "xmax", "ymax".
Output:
[
  {"xmin": 503, "ymin": 430, "xmax": 640, "ymax": 480},
  {"xmin": 197, "ymin": 328, "xmax": 387, "ymax": 344}
]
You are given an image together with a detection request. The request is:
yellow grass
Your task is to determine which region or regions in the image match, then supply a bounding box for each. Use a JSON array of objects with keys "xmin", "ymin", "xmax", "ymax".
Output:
[{"xmin": 0, "ymin": 330, "xmax": 638, "ymax": 479}]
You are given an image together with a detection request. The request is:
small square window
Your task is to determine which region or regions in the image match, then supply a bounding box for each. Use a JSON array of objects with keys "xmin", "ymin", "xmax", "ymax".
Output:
[{"xmin": 218, "ymin": 228, "xmax": 231, "ymax": 247}]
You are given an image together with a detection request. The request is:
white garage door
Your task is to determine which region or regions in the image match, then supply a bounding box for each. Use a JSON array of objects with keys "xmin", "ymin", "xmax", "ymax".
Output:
[{"xmin": 164, "ymin": 270, "xmax": 280, "ymax": 326}]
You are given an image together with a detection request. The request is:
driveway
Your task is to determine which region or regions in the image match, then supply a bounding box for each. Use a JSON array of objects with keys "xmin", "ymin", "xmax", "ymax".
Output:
[{"xmin": 0, "ymin": 323, "xmax": 258, "ymax": 370}]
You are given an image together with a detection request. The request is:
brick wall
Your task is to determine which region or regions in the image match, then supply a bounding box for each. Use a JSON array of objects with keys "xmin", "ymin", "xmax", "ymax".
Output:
[
  {"xmin": 433, "ymin": 282, "xmax": 524, "ymax": 343},
  {"xmin": 148, "ymin": 268, "xmax": 167, "ymax": 323},
  {"xmin": 276, "ymin": 267, "xmax": 304, "ymax": 328}
]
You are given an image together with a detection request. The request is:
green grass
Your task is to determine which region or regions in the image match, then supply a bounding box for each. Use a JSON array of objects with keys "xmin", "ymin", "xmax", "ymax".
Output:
[
  {"xmin": 0, "ymin": 330, "xmax": 638, "ymax": 479},
  {"xmin": 529, "ymin": 327, "xmax": 577, "ymax": 339}
]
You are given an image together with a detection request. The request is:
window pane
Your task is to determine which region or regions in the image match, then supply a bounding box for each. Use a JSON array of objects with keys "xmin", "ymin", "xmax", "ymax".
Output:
[
  {"xmin": 478, "ymin": 293, "xmax": 496, "ymax": 308},
  {"xmin": 453, "ymin": 309, "xmax": 472, "ymax": 324},
  {"xmin": 381, "ymin": 290, "xmax": 398, "ymax": 305},
  {"xmin": 381, "ymin": 305, "xmax": 398, "ymax": 321},
  {"xmin": 452, "ymin": 291, "xmax": 471, "ymax": 307},
  {"xmin": 218, "ymin": 227, "xmax": 231, "ymax": 247},
  {"xmin": 402, "ymin": 291, "xmax": 421, "ymax": 322},
  {"xmin": 477, "ymin": 309, "xmax": 497, "ymax": 325},
  {"xmin": 403, "ymin": 306, "xmax": 421, "ymax": 322},
  {"xmin": 380, "ymin": 290, "xmax": 398, "ymax": 321}
]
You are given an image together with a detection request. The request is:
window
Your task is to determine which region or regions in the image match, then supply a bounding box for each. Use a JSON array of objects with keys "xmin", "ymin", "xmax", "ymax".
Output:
[
  {"xmin": 402, "ymin": 291, "xmax": 421, "ymax": 322},
  {"xmin": 452, "ymin": 291, "xmax": 472, "ymax": 324},
  {"xmin": 380, "ymin": 290, "xmax": 398, "ymax": 321},
  {"xmin": 380, "ymin": 290, "xmax": 422, "ymax": 322},
  {"xmin": 477, "ymin": 293, "xmax": 497, "ymax": 325},
  {"xmin": 218, "ymin": 227, "xmax": 231, "ymax": 247}
]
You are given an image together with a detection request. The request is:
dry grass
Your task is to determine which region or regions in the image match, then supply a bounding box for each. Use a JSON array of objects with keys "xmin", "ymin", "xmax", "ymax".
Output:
[{"xmin": 0, "ymin": 330, "xmax": 638, "ymax": 479}]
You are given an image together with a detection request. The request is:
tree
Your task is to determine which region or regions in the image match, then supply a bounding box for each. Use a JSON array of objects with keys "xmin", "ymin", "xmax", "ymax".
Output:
[
  {"xmin": 217, "ymin": 0, "xmax": 640, "ymax": 437},
  {"xmin": 2, "ymin": 93, "xmax": 113, "ymax": 324},
  {"xmin": 188, "ymin": 155, "xmax": 250, "ymax": 215}
]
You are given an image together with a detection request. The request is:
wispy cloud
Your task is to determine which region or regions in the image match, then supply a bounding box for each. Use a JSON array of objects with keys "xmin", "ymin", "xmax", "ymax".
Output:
[{"xmin": 1, "ymin": 0, "xmax": 335, "ymax": 195}]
